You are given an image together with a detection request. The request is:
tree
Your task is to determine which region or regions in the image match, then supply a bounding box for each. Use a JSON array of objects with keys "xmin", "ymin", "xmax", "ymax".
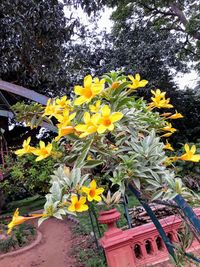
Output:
[
  {"xmin": 73, "ymin": 0, "xmax": 200, "ymax": 71},
  {"xmin": 0, "ymin": 0, "xmax": 79, "ymax": 96}
]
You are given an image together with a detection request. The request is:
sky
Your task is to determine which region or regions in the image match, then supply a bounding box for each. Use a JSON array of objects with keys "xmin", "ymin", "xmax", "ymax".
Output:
[{"xmin": 64, "ymin": 6, "xmax": 198, "ymax": 90}]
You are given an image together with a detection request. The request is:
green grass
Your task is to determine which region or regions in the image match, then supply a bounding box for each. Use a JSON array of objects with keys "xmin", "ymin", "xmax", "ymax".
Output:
[
  {"xmin": 117, "ymin": 193, "xmax": 140, "ymax": 228},
  {"xmin": 75, "ymin": 193, "xmax": 139, "ymax": 236},
  {"xmin": 0, "ymin": 195, "xmax": 45, "ymax": 216}
]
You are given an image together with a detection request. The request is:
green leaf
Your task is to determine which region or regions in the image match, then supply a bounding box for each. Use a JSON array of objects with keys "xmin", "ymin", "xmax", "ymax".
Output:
[
  {"xmin": 83, "ymin": 160, "xmax": 103, "ymax": 168},
  {"xmin": 116, "ymin": 97, "xmax": 133, "ymax": 109},
  {"xmin": 38, "ymin": 216, "xmax": 49, "ymax": 226},
  {"xmin": 75, "ymin": 139, "xmax": 93, "ymax": 168},
  {"xmin": 112, "ymin": 82, "xmax": 130, "ymax": 96},
  {"xmin": 133, "ymin": 177, "xmax": 140, "ymax": 189}
]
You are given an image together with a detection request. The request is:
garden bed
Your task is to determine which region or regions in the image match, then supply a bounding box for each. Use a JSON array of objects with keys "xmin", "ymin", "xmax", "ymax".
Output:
[{"xmin": 0, "ymin": 222, "xmax": 37, "ymax": 255}]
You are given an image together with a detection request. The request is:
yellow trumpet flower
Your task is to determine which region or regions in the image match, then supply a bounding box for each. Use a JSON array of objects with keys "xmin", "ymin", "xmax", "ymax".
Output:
[
  {"xmin": 97, "ymin": 105, "xmax": 123, "ymax": 134},
  {"xmin": 89, "ymin": 100, "xmax": 101, "ymax": 113},
  {"xmin": 74, "ymin": 75, "xmax": 104, "ymax": 106},
  {"xmin": 149, "ymin": 89, "xmax": 173, "ymax": 109},
  {"xmin": 111, "ymin": 81, "xmax": 121, "ymax": 89},
  {"xmin": 128, "ymin": 74, "xmax": 148, "ymax": 89},
  {"xmin": 32, "ymin": 141, "xmax": 52, "ymax": 161},
  {"xmin": 75, "ymin": 112, "xmax": 100, "ymax": 138},
  {"xmin": 43, "ymin": 99, "xmax": 60, "ymax": 118},
  {"xmin": 82, "ymin": 180, "xmax": 104, "ymax": 202},
  {"xmin": 168, "ymin": 111, "xmax": 184, "ymax": 119},
  {"xmin": 55, "ymin": 96, "xmax": 71, "ymax": 109},
  {"xmin": 179, "ymin": 144, "xmax": 200, "ymax": 162},
  {"xmin": 164, "ymin": 140, "xmax": 174, "ymax": 151},
  {"xmin": 7, "ymin": 208, "xmax": 43, "ymax": 234},
  {"xmin": 68, "ymin": 196, "xmax": 88, "ymax": 212},
  {"xmin": 15, "ymin": 137, "xmax": 35, "ymax": 156},
  {"xmin": 55, "ymin": 126, "xmax": 75, "ymax": 141}
]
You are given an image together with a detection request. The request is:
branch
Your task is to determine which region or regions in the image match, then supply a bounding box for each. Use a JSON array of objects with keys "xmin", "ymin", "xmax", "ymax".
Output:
[
  {"xmin": 169, "ymin": 2, "xmax": 200, "ymax": 41},
  {"xmin": 169, "ymin": 2, "xmax": 187, "ymax": 26},
  {"xmin": 140, "ymin": 2, "xmax": 176, "ymax": 17}
]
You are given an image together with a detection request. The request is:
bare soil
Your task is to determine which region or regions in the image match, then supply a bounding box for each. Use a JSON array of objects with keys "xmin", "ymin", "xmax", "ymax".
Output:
[{"xmin": 0, "ymin": 218, "xmax": 77, "ymax": 267}]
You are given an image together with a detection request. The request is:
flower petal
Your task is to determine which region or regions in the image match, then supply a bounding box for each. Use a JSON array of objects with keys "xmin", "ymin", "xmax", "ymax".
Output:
[
  {"xmin": 184, "ymin": 144, "xmax": 189, "ymax": 152},
  {"xmin": 74, "ymin": 86, "xmax": 83, "ymax": 95},
  {"xmin": 191, "ymin": 155, "xmax": 200, "ymax": 162},
  {"xmin": 84, "ymin": 112, "xmax": 90, "ymax": 124},
  {"xmin": 191, "ymin": 145, "xmax": 196, "ymax": 154},
  {"xmin": 82, "ymin": 186, "xmax": 90, "ymax": 194},
  {"xmin": 139, "ymin": 80, "xmax": 148, "ymax": 87},
  {"xmin": 135, "ymin": 73, "xmax": 140, "ymax": 81},
  {"xmin": 97, "ymin": 125, "xmax": 107, "ymax": 134},
  {"xmin": 108, "ymin": 124, "xmax": 114, "ymax": 131},
  {"xmin": 79, "ymin": 196, "xmax": 86, "ymax": 205},
  {"xmin": 75, "ymin": 124, "xmax": 88, "ymax": 132},
  {"xmin": 71, "ymin": 195, "xmax": 78, "ymax": 204},
  {"xmin": 39, "ymin": 141, "xmax": 45, "ymax": 149},
  {"xmin": 90, "ymin": 180, "xmax": 97, "ymax": 189},
  {"xmin": 101, "ymin": 105, "xmax": 110, "ymax": 116},
  {"xmin": 79, "ymin": 204, "xmax": 88, "ymax": 212},
  {"xmin": 93, "ymin": 195, "xmax": 102, "ymax": 202},
  {"xmin": 84, "ymin": 75, "xmax": 92, "ymax": 88},
  {"xmin": 74, "ymin": 96, "xmax": 86, "ymax": 106},
  {"xmin": 68, "ymin": 204, "xmax": 76, "ymax": 212},
  {"xmin": 110, "ymin": 112, "xmax": 123, "ymax": 123},
  {"xmin": 128, "ymin": 75, "xmax": 134, "ymax": 82},
  {"xmin": 96, "ymin": 188, "xmax": 104, "ymax": 194}
]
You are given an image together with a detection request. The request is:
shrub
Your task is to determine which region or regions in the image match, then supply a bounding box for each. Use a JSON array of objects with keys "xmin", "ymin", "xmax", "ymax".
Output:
[{"xmin": 0, "ymin": 154, "xmax": 56, "ymax": 202}]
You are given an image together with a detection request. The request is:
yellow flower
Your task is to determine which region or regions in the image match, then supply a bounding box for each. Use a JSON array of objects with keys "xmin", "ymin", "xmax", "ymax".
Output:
[
  {"xmin": 43, "ymin": 99, "xmax": 60, "ymax": 118},
  {"xmin": 111, "ymin": 81, "xmax": 121, "ymax": 89},
  {"xmin": 97, "ymin": 105, "xmax": 123, "ymax": 134},
  {"xmin": 149, "ymin": 89, "xmax": 173, "ymax": 109},
  {"xmin": 56, "ymin": 110, "xmax": 76, "ymax": 126},
  {"xmin": 164, "ymin": 140, "xmax": 174, "ymax": 151},
  {"xmin": 89, "ymin": 100, "xmax": 101, "ymax": 113},
  {"xmin": 32, "ymin": 141, "xmax": 52, "ymax": 161},
  {"xmin": 161, "ymin": 132, "xmax": 173, "ymax": 138},
  {"xmin": 151, "ymin": 89, "xmax": 166, "ymax": 99},
  {"xmin": 179, "ymin": 144, "xmax": 200, "ymax": 162},
  {"xmin": 165, "ymin": 156, "xmax": 179, "ymax": 165},
  {"xmin": 55, "ymin": 126, "xmax": 75, "ymax": 141},
  {"xmin": 15, "ymin": 137, "xmax": 35, "ymax": 156},
  {"xmin": 87, "ymin": 155, "xmax": 93, "ymax": 160},
  {"xmin": 68, "ymin": 196, "xmax": 88, "ymax": 212},
  {"xmin": 161, "ymin": 112, "xmax": 172, "ymax": 117},
  {"xmin": 7, "ymin": 208, "xmax": 43, "ymax": 234},
  {"xmin": 128, "ymin": 74, "xmax": 148, "ymax": 89},
  {"xmin": 55, "ymin": 96, "xmax": 71, "ymax": 109},
  {"xmin": 75, "ymin": 112, "xmax": 100, "ymax": 138},
  {"xmin": 162, "ymin": 123, "xmax": 177, "ymax": 133},
  {"xmin": 54, "ymin": 110, "xmax": 76, "ymax": 141},
  {"xmin": 82, "ymin": 180, "xmax": 104, "ymax": 202},
  {"xmin": 168, "ymin": 111, "xmax": 184, "ymax": 119},
  {"xmin": 74, "ymin": 75, "xmax": 104, "ymax": 106},
  {"xmin": 161, "ymin": 123, "xmax": 176, "ymax": 137}
]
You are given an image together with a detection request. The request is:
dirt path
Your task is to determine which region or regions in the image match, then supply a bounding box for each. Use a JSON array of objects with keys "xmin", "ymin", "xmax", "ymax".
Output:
[{"xmin": 0, "ymin": 218, "xmax": 77, "ymax": 267}]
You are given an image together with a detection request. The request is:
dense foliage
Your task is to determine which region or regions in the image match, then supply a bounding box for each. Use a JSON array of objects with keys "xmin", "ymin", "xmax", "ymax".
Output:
[
  {"xmin": 0, "ymin": 154, "xmax": 56, "ymax": 204},
  {"xmin": 72, "ymin": 0, "xmax": 200, "ymax": 69},
  {"xmin": 0, "ymin": 0, "xmax": 78, "ymax": 96}
]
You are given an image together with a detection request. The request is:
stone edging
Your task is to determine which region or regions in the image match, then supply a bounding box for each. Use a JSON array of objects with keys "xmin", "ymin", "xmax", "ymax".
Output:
[{"xmin": 0, "ymin": 230, "xmax": 42, "ymax": 260}]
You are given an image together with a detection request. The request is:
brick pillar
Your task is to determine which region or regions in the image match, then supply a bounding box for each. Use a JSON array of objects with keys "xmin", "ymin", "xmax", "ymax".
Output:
[{"xmin": 98, "ymin": 208, "xmax": 136, "ymax": 267}]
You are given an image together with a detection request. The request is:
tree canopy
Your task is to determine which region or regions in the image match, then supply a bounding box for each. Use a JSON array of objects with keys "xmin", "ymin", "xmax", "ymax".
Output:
[
  {"xmin": 0, "ymin": 0, "xmax": 79, "ymax": 96},
  {"xmin": 73, "ymin": 0, "xmax": 200, "ymax": 71}
]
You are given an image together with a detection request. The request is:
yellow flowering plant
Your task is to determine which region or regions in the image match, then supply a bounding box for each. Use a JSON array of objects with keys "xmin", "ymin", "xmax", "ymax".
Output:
[{"xmin": 9, "ymin": 70, "xmax": 200, "ymax": 231}]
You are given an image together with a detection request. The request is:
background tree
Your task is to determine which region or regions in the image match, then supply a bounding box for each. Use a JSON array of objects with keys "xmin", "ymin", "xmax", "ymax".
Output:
[
  {"xmin": 73, "ymin": 0, "xmax": 200, "ymax": 70},
  {"xmin": 0, "ymin": 0, "xmax": 79, "ymax": 96}
]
